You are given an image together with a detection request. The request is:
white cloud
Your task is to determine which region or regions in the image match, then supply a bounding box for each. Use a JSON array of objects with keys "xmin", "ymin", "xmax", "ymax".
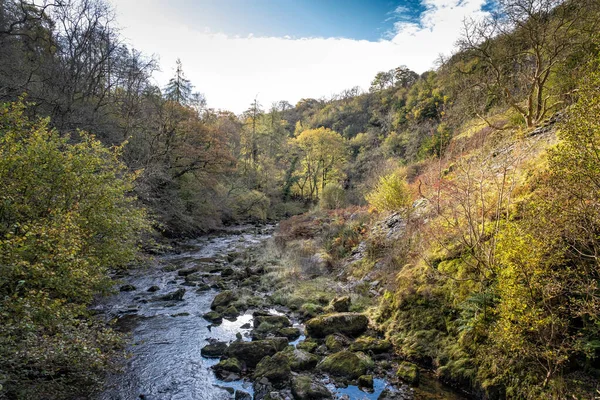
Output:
[{"xmin": 109, "ymin": 0, "xmax": 488, "ymax": 114}]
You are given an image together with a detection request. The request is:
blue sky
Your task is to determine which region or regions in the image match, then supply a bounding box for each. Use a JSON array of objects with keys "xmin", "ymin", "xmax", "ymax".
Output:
[
  {"xmin": 166, "ymin": 0, "xmax": 427, "ymax": 41},
  {"xmin": 110, "ymin": 0, "xmax": 492, "ymax": 113}
]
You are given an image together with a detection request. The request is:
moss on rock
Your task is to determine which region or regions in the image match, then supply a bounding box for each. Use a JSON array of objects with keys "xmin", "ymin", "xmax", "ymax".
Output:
[
  {"xmin": 349, "ymin": 336, "xmax": 392, "ymax": 354},
  {"xmin": 211, "ymin": 290, "xmax": 237, "ymax": 309},
  {"xmin": 397, "ymin": 361, "xmax": 419, "ymax": 385},
  {"xmin": 253, "ymin": 352, "xmax": 291, "ymax": 383},
  {"xmin": 305, "ymin": 313, "xmax": 369, "ymax": 338},
  {"xmin": 318, "ymin": 351, "xmax": 371, "ymax": 379}
]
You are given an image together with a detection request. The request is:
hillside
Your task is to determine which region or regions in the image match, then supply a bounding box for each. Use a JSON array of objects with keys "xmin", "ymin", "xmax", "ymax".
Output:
[{"xmin": 1, "ymin": 0, "xmax": 600, "ymax": 398}]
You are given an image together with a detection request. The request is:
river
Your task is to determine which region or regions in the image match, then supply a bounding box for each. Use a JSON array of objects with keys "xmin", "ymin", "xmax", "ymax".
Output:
[{"xmin": 96, "ymin": 225, "xmax": 467, "ymax": 400}]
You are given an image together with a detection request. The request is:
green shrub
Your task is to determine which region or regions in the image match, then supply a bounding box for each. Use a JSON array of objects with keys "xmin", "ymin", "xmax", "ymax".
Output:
[
  {"xmin": 365, "ymin": 170, "xmax": 411, "ymax": 212},
  {"xmin": 0, "ymin": 101, "xmax": 149, "ymax": 398},
  {"xmin": 320, "ymin": 182, "xmax": 346, "ymax": 210}
]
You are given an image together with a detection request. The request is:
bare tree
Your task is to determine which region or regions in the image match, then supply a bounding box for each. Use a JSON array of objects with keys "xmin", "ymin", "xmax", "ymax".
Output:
[{"xmin": 457, "ymin": 0, "xmax": 596, "ymax": 127}]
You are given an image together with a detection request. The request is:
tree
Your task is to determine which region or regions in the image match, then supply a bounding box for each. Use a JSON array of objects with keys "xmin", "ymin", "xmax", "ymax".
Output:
[
  {"xmin": 0, "ymin": 100, "xmax": 149, "ymax": 397},
  {"xmin": 393, "ymin": 66, "xmax": 419, "ymax": 88},
  {"xmin": 292, "ymin": 127, "xmax": 347, "ymax": 200},
  {"xmin": 457, "ymin": 0, "xmax": 596, "ymax": 127},
  {"xmin": 164, "ymin": 58, "xmax": 192, "ymax": 104}
]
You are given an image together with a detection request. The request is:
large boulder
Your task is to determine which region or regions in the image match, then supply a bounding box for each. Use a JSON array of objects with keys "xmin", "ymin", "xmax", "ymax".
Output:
[
  {"xmin": 253, "ymin": 352, "xmax": 291, "ymax": 383},
  {"xmin": 318, "ymin": 351, "xmax": 372, "ymax": 379},
  {"xmin": 305, "ymin": 313, "xmax": 368, "ymax": 338},
  {"xmin": 202, "ymin": 311, "xmax": 223, "ymax": 324},
  {"xmin": 291, "ymin": 375, "xmax": 332, "ymax": 400},
  {"xmin": 201, "ymin": 341, "xmax": 228, "ymax": 358},
  {"xmin": 211, "ymin": 290, "xmax": 237, "ymax": 310},
  {"xmin": 325, "ymin": 334, "xmax": 348, "ymax": 352},
  {"xmin": 226, "ymin": 340, "xmax": 278, "ymax": 368},
  {"xmin": 212, "ymin": 357, "xmax": 242, "ymax": 379},
  {"xmin": 283, "ymin": 347, "xmax": 320, "ymax": 371}
]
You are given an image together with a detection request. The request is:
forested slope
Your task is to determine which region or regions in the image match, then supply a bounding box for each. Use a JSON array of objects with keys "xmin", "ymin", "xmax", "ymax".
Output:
[{"xmin": 1, "ymin": 0, "xmax": 600, "ymax": 398}]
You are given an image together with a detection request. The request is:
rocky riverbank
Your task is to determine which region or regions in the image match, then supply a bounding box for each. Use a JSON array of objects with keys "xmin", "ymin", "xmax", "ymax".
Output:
[{"xmin": 97, "ymin": 224, "xmax": 464, "ymax": 400}]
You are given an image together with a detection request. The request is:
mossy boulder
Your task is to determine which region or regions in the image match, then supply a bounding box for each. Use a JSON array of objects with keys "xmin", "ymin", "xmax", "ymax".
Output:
[
  {"xmin": 213, "ymin": 357, "xmax": 242, "ymax": 379},
  {"xmin": 330, "ymin": 296, "xmax": 351, "ymax": 312},
  {"xmin": 202, "ymin": 311, "xmax": 222, "ymax": 324},
  {"xmin": 291, "ymin": 375, "xmax": 332, "ymax": 400},
  {"xmin": 300, "ymin": 303, "xmax": 324, "ymax": 319},
  {"xmin": 254, "ymin": 315, "xmax": 291, "ymax": 329},
  {"xmin": 154, "ymin": 288, "xmax": 185, "ymax": 301},
  {"xmin": 226, "ymin": 340, "xmax": 278, "ymax": 367},
  {"xmin": 196, "ymin": 283, "xmax": 211, "ymax": 292},
  {"xmin": 222, "ymin": 305, "xmax": 239, "ymax": 319},
  {"xmin": 297, "ymin": 339, "xmax": 319, "ymax": 353},
  {"xmin": 358, "ymin": 375, "xmax": 373, "ymax": 389},
  {"xmin": 396, "ymin": 361, "xmax": 419, "ymax": 385},
  {"xmin": 325, "ymin": 334, "xmax": 348, "ymax": 352},
  {"xmin": 305, "ymin": 313, "xmax": 369, "ymax": 338},
  {"xmin": 211, "ymin": 290, "xmax": 237, "ymax": 309},
  {"xmin": 253, "ymin": 352, "xmax": 291, "ymax": 383},
  {"xmin": 349, "ymin": 336, "xmax": 392, "ymax": 354},
  {"xmin": 264, "ymin": 337, "xmax": 289, "ymax": 352},
  {"xmin": 201, "ymin": 341, "xmax": 228, "ymax": 358},
  {"xmin": 278, "ymin": 327, "xmax": 302, "ymax": 340},
  {"xmin": 283, "ymin": 347, "xmax": 320, "ymax": 371},
  {"xmin": 318, "ymin": 351, "xmax": 370, "ymax": 379}
]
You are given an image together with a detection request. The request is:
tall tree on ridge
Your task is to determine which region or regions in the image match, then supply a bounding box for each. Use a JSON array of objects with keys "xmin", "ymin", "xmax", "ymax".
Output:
[{"xmin": 165, "ymin": 58, "xmax": 192, "ymax": 104}]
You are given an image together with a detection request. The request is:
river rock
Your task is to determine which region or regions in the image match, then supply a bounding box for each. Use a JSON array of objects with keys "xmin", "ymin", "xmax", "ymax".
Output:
[
  {"xmin": 213, "ymin": 358, "xmax": 243, "ymax": 379},
  {"xmin": 119, "ymin": 284, "xmax": 136, "ymax": 292},
  {"xmin": 253, "ymin": 315, "xmax": 291, "ymax": 329},
  {"xmin": 235, "ymin": 390, "xmax": 252, "ymax": 400},
  {"xmin": 201, "ymin": 341, "xmax": 228, "ymax": 358},
  {"xmin": 265, "ymin": 337, "xmax": 289, "ymax": 352},
  {"xmin": 291, "ymin": 375, "xmax": 332, "ymax": 400},
  {"xmin": 202, "ymin": 311, "xmax": 223, "ymax": 324},
  {"xmin": 196, "ymin": 283, "xmax": 211, "ymax": 292},
  {"xmin": 153, "ymin": 288, "xmax": 185, "ymax": 301},
  {"xmin": 396, "ymin": 361, "xmax": 419, "ymax": 385},
  {"xmin": 350, "ymin": 336, "xmax": 392, "ymax": 354},
  {"xmin": 226, "ymin": 340, "xmax": 278, "ymax": 367},
  {"xmin": 283, "ymin": 347, "xmax": 320, "ymax": 371},
  {"xmin": 147, "ymin": 285, "xmax": 160, "ymax": 292},
  {"xmin": 177, "ymin": 266, "xmax": 201, "ymax": 276},
  {"xmin": 325, "ymin": 334, "xmax": 348, "ymax": 352},
  {"xmin": 330, "ymin": 296, "xmax": 351, "ymax": 312},
  {"xmin": 296, "ymin": 339, "xmax": 318, "ymax": 353},
  {"xmin": 318, "ymin": 351, "xmax": 372, "ymax": 379},
  {"xmin": 211, "ymin": 290, "xmax": 237, "ymax": 309},
  {"xmin": 358, "ymin": 375, "xmax": 374, "ymax": 389},
  {"xmin": 305, "ymin": 313, "xmax": 369, "ymax": 338},
  {"xmin": 253, "ymin": 352, "xmax": 291, "ymax": 383}
]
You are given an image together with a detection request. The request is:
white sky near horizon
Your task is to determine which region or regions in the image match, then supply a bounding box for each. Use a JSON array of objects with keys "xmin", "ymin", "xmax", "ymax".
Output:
[{"xmin": 108, "ymin": 0, "xmax": 490, "ymax": 114}]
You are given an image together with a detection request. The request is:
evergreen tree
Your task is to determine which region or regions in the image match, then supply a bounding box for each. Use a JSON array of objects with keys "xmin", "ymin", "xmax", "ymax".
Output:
[{"xmin": 164, "ymin": 58, "xmax": 192, "ymax": 104}]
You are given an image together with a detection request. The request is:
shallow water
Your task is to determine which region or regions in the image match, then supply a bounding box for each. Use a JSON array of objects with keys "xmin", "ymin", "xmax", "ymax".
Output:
[
  {"xmin": 97, "ymin": 227, "xmax": 272, "ymax": 400},
  {"xmin": 96, "ymin": 226, "xmax": 467, "ymax": 400}
]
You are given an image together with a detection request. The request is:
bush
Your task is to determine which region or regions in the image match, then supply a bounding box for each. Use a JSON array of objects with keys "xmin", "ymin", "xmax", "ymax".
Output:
[
  {"xmin": 0, "ymin": 101, "xmax": 149, "ymax": 398},
  {"xmin": 320, "ymin": 182, "xmax": 346, "ymax": 210},
  {"xmin": 365, "ymin": 170, "xmax": 411, "ymax": 212}
]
